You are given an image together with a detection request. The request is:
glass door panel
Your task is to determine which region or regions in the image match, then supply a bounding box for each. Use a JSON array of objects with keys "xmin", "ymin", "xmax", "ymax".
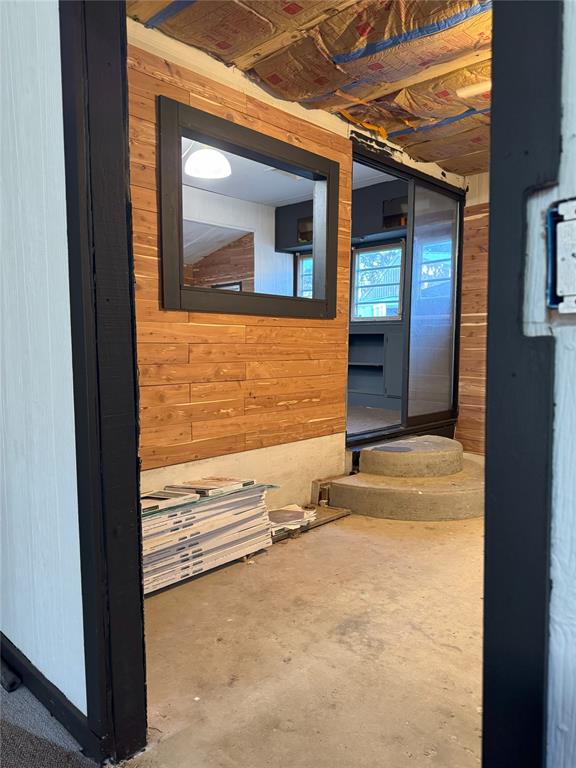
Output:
[{"xmin": 408, "ymin": 186, "xmax": 459, "ymax": 419}]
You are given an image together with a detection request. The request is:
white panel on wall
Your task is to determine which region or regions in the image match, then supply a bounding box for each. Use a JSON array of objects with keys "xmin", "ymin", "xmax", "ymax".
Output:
[{"xmin": 0, "ymin": 1, "xmax": 87, "ymax": 713}]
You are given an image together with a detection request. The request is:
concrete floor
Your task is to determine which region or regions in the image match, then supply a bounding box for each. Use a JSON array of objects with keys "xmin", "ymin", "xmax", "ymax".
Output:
[
  {"xmin": 128, "ymin": 515, "xmax": 483, "ymax": 768},
  {"xmin": 346, "ymin": 404, "xmax": 401, "ymax": 435}
]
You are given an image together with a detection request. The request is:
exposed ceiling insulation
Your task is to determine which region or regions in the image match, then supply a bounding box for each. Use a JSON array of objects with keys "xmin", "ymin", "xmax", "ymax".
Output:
[{"xmin": 127, "ymin": 0, "xmax": 492, "ymax": 175}]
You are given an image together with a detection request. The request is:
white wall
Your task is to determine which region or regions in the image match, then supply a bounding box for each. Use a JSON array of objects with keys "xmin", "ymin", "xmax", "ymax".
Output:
[
  {"xmin": 523, "ymin": 2, "xmax": 576, "ymax": 765},
  {"xmin": 0, "ymin": 1, "xmax": 87, "ymax": 714},
  {"xmin": 182, "ymin": 185, "xmax": 293, "ymax": 295}
]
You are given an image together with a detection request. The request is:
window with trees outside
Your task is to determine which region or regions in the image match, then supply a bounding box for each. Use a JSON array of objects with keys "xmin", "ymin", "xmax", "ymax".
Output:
[
  {"xmin": 296, "ymin": 254, "xmax": 313, "ymax": 298},
  {"xmin": 351, "ymin": 243, "xmax": 404, "ymax": 321},
  {"xmin": 417, "ymin": 240, "xmax": 453, "ymax": 301}
]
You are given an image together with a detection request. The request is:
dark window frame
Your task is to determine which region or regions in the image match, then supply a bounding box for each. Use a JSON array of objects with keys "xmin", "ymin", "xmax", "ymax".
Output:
[
  {"xmin": 159, "ymin": 97, "xmax": 340, "ymax": 318},
  {"xmin": 351, "ymin": 240, "xmax": 406, "ymax": 322}
]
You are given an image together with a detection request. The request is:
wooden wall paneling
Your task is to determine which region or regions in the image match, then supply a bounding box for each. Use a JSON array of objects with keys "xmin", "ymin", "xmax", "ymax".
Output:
[
  {"xmin": 139, "ymin": 384, "xmax": 190, "ymax": 407},
  {"xmin": 140, "ymin": 434, "xmax": 247, "ymax": 470},
  {"xmin": 137, "ymin": 322, "xmax": 246, "ymax": 344},
  {"xmin": 139, "ymin": 423, "xmax": 192, "ymax": 447},
  {"xmin": 242, "ymin": 374, "xmax": 344, "ymax": 398},
  {"xmin": 245, "ymin": 359, "xmax": 347, "ymax": 380},
  {"xmin": 192, "ymin": 403, "xmax": 346, "ymax": 441},
  {"xmin": 140, "ymin": 398, "xmax": 245, "ymax": 427},
  {"xmin": 245, "ymin": 386, "xmax": 346, "ymax": 415},
  {"xmin": 128, "ymin": 45, "xmax": 352, "ymax": 470},
  {"xmin": 188, "ymin": 343, "xmax": 347, "ymax": 362},
  {"xmin": 456, "ymin": 202, "xmax": 489, "ymax": 454},
  {"xmin": 139, "ymin": 362, "xmax": 246, "ymax": 386},
  {"xmin": 137, "ymin": 343, "xmax": 188, "ymax": 364},
  {"xmin": 184, "ymin": 233, "xmax": 255, "ymax": 291}
]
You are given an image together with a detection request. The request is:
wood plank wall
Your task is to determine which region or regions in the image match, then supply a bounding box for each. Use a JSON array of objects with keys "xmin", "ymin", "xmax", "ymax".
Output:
[
  {"xmin": 184, "ymin": 233, "xmax": 255, "ymax": 290},
  {"xmin": 455, "ymin": 202, "xmax": 489, "ymax": 454},
  {"xmin": 127, "ymin": 46, "xmax": 352, "ymax": 471}
]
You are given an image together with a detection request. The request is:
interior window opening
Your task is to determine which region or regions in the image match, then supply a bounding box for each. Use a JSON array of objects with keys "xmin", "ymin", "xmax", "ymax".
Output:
[{"xmin": 159, "ymin": 99, "xmax": 339, "ymax": 319}]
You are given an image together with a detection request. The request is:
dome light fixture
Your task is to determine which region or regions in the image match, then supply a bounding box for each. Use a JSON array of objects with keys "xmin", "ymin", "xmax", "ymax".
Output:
[{"xmin": 184, "ymin": 147, "xmax": 231, "ymax": 179}]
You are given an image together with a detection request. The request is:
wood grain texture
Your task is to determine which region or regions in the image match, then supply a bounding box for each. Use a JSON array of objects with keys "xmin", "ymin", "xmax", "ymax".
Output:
[
  {"xmin": 128, "ymin": 46, "xmax": 351, "ymax": 469},
  {"xmin": 184, "ymin": 233, "xmax": 255, "ymax": 291},
  {"xmin": 455, "ymin": 202, "xmax": 489, "ymax": 454}
]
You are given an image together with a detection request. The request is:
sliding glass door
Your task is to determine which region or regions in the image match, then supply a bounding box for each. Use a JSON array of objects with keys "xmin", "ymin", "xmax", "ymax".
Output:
[
  {"xmin": 346, "ymin": 150, "xmax": 462, "ymax": 444},
  {"xmin": 407, "ymin": 186, "xmax": 460, "ymax": 422}
]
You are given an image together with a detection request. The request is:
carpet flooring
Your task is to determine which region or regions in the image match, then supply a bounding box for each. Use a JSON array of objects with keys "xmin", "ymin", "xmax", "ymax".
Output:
[{"xmin": 0, "ymin": 685, "xmax": 96, "ymax": 768}]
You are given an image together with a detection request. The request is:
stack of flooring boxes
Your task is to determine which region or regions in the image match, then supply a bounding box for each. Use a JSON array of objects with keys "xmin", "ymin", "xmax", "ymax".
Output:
[{"xmin": 141, "ymin": 479, "xmax": 271, "ymax": 594}]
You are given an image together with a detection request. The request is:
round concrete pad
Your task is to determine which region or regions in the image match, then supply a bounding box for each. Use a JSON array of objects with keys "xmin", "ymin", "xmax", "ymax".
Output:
[
  {"xmin": 359, "ymin": 435, "xmax": 464, "ymax": 477},
  {"xmin": 330, "ymin": 455, "xmax": 484, "ymax": 521}
]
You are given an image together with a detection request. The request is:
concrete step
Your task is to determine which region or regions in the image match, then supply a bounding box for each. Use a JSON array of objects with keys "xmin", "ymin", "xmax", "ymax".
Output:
[
  {"xmin": 359, "ymin": 435, "xmax": 463, "ymax": 477},
  {"xmin": 330, "ymin": 454, "xmax": 484, "ymax": 521}
]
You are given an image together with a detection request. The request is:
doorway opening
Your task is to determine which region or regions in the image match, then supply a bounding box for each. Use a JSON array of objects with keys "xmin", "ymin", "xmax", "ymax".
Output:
[
  {"xmin": 131, "ymin": 43, "xmax": 483, "ymax": 768},
  {"xmin": 7, "ymin": 2, "xmax": 563, "ymax": 767}
]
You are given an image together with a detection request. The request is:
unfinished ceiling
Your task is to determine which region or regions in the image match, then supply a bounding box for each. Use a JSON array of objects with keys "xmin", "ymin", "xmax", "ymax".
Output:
[{"xmin": 127, "ymin": 0, "xmax": 492, "ymax": 176}]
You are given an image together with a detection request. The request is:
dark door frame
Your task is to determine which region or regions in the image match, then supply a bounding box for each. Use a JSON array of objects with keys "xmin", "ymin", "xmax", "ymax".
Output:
[
  {"xmin": 57, "ymin": 1, "xmax": 146, "ymax": 761},
  {"xmin": 346, "ymin": 141, "xmax": 465, "ymax": 447},
  {"xmin": 60, "ymin": 1, "xmax": 147, "ymax": 759},
  {"xmin": 7, "ymin": 1, "xmax": 561, "ymax": 764},
  {"xmin": 0, "ymin": 2, "xmax": 146, "ymax": 761},
  {"xmin": 2, "ymin": 4, "xmax": 146, "ymax": 761},
  {"xmin": 482, "ymin": 2, "xmax": 562, "ymax": 766}
]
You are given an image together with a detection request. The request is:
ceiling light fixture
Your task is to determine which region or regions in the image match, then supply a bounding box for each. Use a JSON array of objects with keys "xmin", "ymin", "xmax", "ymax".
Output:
[
  {"xmin": 455, "ymin": 81, "xmax": 492, "ymax": 99},
  {"xmin": 185, "ymin": 148, "xmax": 231, "ymax": 179}
]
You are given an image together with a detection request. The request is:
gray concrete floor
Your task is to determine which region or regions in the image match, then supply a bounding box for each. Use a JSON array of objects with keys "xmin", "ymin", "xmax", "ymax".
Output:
[
  {"xmin": 129, "ymin": 515, "xmax": 483, "ymax": 768},
  {"xmin": 347, "ymin": 404, "xmax": 401, "ymax": 435}
]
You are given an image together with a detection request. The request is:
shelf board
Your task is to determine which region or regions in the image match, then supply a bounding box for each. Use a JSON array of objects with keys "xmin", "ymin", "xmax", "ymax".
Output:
[
  {"xmin": 349, "ymin": 324, "xmax": 399, "ymax": 335},
  {"xmin": 351, "ymin": 227, "xmax": 407, "ymax": 246},
  {"xmin": 348, "ymin": 361, "xmax": 383, "ymax": 368}
]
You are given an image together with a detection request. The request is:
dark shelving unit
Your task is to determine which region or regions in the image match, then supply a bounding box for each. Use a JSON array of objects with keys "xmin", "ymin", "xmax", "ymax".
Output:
[{"xmin": 347, "ymin": 323, "xmax": 403, "ymax": 411}]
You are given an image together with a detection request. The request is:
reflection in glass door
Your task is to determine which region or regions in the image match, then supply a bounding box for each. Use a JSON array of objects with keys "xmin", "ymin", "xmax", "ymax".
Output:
[
  {"xmin": 351, "ymin": 243, "xmax": 405, "ymax": 322},
  {"xmin": 346, "ymin": 154, "xmax": 462, "ymax": 443},
  {"xmin": 407, "ymin": 186, "xmax": 459, "ymax": 420},
  {"xmin": 346, "ymin": 161, "xmax": 409, "ymax": 438}
]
